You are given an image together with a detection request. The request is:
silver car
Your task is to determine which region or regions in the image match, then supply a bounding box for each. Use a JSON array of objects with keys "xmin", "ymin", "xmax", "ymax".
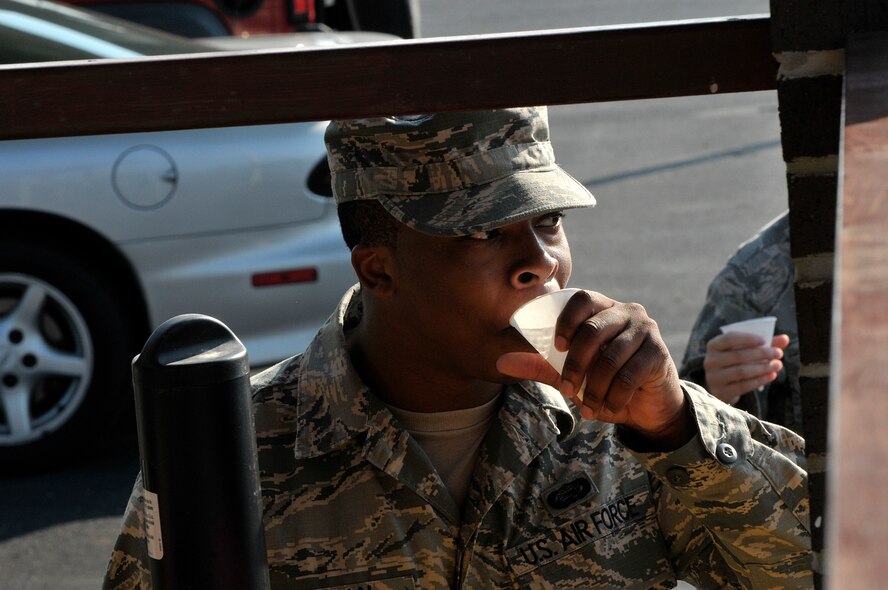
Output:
[{"xmin": 0, "ymin": 0, "xmax": 383, "ymax": 470}]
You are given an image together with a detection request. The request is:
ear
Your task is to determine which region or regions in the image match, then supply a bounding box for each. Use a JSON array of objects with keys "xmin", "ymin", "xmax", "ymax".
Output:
[{"xmin": 351, "ymin": 245, "xmax": 396, "ymax": 297}]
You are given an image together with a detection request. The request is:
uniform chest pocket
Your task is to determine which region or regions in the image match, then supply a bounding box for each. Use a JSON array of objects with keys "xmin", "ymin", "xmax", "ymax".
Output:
[{"xmin": 504, "ymin": 490, "xmax": 676, "ymax": 589}]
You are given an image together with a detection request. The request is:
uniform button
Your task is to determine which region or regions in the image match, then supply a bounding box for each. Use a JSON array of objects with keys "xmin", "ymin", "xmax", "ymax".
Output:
[
  {"xmin": 716, "ymin": 442, "xmax": 738, "ymax": 464},
  {"xmin": 666, "ymin": 466, "xmax": 691, "ymax": 486}
]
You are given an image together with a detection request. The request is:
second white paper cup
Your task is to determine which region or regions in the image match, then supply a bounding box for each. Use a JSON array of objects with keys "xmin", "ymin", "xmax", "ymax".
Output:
[
  {"xmin": 719, "ymin": 316, "xmax": 777, "ymax": 343},
  {"xmin": 509, "ymin": 288, "xmax": 581, "ymax": 373}
]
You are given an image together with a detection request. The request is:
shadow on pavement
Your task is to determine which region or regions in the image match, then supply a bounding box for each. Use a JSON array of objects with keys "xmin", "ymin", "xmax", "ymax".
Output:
[{"xmin": 0, "ymin": 436, "xmax": 140, "ymax": 542}]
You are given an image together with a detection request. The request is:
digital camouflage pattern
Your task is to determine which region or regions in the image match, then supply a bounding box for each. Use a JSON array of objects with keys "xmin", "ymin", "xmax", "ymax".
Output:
[
  {"xmin": 324, "ymin": 107, "xmax": 595, "ymax": 236},
  {"xmin": 679, "ymin": 212, "xmax": 802, "ymax": 434},
  {"xmin": 104, "ymin": 285, "xmax": 813, "ymax": 590}
]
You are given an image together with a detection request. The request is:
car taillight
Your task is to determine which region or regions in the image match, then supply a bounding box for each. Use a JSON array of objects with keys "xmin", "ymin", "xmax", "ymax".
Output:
[{"xmin": 251, "ymin": 268, "xmax": 318, "ymax": 286}]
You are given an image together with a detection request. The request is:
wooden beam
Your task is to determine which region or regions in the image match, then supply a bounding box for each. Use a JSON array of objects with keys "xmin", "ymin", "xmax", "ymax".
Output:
[
  {"xmin": 829, "ymin": 31, "xmax": 888, "ymax": 588},
  {"xmin": 0, "ymin": 15, "xmax": 775, "ymax": 140}
]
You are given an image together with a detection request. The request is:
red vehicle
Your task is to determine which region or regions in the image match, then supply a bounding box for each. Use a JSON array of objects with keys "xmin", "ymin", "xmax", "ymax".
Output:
[{"xmin": 60, "ymin": 0, "xmax": 419, "ymax": 39}]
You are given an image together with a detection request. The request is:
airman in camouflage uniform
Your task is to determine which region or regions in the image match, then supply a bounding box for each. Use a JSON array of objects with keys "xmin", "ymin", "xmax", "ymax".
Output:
[
  {"xmin": 104, "ymin": 108, "xmax": 812, "ymax": 589},
  {"xmin": 679, "ymin": 213, "xmax": 802, "ymax": 434}
]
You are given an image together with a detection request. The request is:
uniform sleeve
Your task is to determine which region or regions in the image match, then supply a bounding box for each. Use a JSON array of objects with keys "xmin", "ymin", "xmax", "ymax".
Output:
[
  {"xmin": 102, "ymin": 473, "xmax": 153, "ymax": 590},
  {"xmin": 624, "ymin": 382, "xmax": 812, "ymax": 589}
]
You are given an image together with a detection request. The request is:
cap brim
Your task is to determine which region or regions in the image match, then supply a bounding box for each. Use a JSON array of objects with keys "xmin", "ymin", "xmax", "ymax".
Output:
[{"xmin": 376, "ymin": 166, "xmax": 595, "ymax": 237}]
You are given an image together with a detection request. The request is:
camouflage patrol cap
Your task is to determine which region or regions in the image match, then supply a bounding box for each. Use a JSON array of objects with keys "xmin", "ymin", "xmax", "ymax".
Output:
[{"xmin": 325, "ymin": 106, "xmax": 595, "ymax": 236}]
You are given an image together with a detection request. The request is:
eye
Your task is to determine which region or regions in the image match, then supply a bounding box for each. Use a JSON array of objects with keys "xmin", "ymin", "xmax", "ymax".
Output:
[
  {"xmin": 535, "ymin": 212, "xmax": 565, "ymax": 228},
  {"xmin": 467, "ymin": 228, "xmax": 502, "ymax": 241}
]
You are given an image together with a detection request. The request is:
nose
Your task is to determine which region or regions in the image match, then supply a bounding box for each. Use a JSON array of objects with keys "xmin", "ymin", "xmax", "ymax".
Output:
[{"xmin": 509, "ymin": 226, "xmax": 560, "ymax": 289}]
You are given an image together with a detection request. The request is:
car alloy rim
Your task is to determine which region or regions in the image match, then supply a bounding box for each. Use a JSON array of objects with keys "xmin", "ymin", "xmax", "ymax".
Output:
[{"xmin": 0, "ymin": 273, "xmax": 94, "ymax": 445}]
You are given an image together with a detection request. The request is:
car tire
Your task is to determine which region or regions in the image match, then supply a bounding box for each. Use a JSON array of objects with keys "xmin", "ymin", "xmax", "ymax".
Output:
[
  {"xmin": 325, "ymin": 0, "xmax": 421, "ymax": 39},
  {"xmin": 0, "ymin": 240, "xmax": 140, "ymax": 472}
]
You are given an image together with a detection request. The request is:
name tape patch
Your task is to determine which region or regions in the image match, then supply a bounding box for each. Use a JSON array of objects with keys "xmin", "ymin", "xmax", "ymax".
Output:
[{"xmin": 506, "ymin": 491, "xmax": 646, "ymax": 576}]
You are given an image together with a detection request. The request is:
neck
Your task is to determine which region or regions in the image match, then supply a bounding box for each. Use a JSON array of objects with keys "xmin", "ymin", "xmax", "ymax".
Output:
[{"xmin": 349, "ymin": 315, "xmax": 502, "ymax": 412}]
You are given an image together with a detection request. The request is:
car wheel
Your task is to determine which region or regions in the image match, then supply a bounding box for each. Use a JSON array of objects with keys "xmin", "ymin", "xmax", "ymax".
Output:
[
  {"xmin": 325, "ymin": 0, "xmax": 421, "ymax": 39},
  {"xmin": 0, "ymin": 241, "xmax": 139, "ymax": 472}
]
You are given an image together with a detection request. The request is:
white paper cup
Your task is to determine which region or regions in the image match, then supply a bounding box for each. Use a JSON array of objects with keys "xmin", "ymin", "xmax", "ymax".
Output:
[
  {"xmin": 509, "ymin": 289, "xmax": 581, "ymax": 373},
  {"xmin": 719, "ymin": 316, "xmax": 777, "ymax": 344}
]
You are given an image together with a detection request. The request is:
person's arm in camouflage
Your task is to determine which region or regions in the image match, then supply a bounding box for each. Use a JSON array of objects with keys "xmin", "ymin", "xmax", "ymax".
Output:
[
  {"xmin": 680, "ymin": 259, "xmax": 765, "ymax": 391},
  {"xmin": 680, "ymin": 258, "xmax": 792, "ymax": 419},
  {"xmin": 498, "ymin": 289, "xmax": 811, "ymax": 588},
  {"xmin": 102, "ymin": 473, "xmax": 153, "ymax": 590},
  {"xmin": 680, "ymin": 213, "xmax": 795, "ymax": 416},
  {"xmin": 626, "ymin": 382, "xmax": 812, "ymax": 588}
]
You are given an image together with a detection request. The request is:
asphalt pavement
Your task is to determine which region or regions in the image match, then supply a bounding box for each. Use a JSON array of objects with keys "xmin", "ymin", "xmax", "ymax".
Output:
[{"xmin": 1, "ymin": 0, "xmax": 785, "ymax": 587}]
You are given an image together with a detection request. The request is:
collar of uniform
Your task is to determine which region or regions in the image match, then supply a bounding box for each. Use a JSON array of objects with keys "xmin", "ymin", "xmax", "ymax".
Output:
[
  {"xmin": 514, "ymin": 381, "xmax": 575, "ymax": 443},
  {"xmin": 293, "ymin": 284, "xmax": 374, "ymax": 460},
  {"xmin": 292, "ymin": 285, "xmax": 577, "ymax": 460}
]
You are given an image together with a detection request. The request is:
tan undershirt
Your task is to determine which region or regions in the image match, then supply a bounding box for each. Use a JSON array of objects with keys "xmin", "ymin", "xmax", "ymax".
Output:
[{"xmin": 387, "ymin": 394, "xmax": 501, "ymax": 509}]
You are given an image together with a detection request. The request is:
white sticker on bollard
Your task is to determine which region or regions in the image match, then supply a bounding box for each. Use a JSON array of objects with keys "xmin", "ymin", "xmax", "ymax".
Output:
[{"xmin": 143, "ymin": 488, "xmax": 165, "ymax": 560}]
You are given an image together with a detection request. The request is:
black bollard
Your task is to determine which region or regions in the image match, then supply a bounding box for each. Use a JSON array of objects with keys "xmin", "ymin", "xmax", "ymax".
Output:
[{"xmin": 132, "ymin": 314, "xmax": 270, "ymax": 590}]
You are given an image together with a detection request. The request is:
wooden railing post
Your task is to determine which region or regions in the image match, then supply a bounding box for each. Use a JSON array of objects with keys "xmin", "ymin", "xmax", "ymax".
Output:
[{"xmin": 829, "ymin": 31, "xmax": 888, "ymax": 589}]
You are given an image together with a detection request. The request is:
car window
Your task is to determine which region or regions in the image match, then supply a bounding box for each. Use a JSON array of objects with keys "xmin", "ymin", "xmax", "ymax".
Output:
[
  {"xmin": 0, "ymin": 9, "xmax": 140, "ymax": 61},
  {"xmin": 0, "ymin": 0, "xmax": 205, "ymax": 63},
  {"xmin": 86, "ymin": 3, "xmax": 231, "ymax": 38}
]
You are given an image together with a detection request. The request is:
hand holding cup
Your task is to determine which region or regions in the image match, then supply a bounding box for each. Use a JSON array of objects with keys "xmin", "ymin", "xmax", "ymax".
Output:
[
  {"xmin": 703, "ymin": 317, "xmax": 789, "ymax": 405},
  {"xmin": 501, "ymin": 289, "xmax": 691, "ymax": 449}
]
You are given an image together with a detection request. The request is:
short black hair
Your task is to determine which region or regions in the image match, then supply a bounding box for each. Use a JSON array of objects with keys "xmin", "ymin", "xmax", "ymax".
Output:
[{"xmin": 337, "ymin": 200, "xmax": 401, "ymax": 249}]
